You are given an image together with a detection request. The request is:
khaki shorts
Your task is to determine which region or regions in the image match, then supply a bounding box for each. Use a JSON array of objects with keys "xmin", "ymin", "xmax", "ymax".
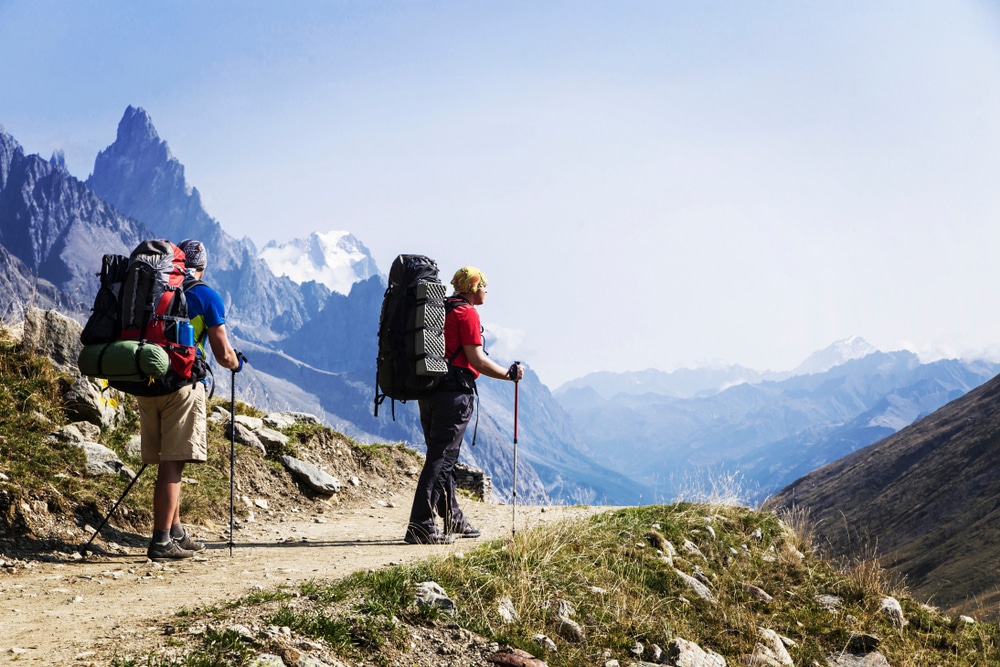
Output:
[{"xmin": 136, "ymin": 383, "xmax": 208, "ymax": 464}]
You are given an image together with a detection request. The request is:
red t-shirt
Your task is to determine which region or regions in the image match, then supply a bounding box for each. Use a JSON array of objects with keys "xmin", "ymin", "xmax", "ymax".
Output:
[{"xmin": 445, "ymin": 299, "xmax": 482, "ymax": 378}]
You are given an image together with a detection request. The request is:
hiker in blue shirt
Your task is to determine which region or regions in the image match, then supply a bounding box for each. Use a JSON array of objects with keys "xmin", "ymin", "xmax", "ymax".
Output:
[{"xmin": 138, "ymin": 239, "xmax": 243, "ymax": 561}]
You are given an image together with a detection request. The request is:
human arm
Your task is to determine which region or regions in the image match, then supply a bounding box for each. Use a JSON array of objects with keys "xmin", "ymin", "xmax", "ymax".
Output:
[
  {"xmin": 206, "ymin": 323, "xmax": 242, "ymax": 371},
  {"xmin": 462, "ymin": 344, "xmax": 523, "ymax": 381}
]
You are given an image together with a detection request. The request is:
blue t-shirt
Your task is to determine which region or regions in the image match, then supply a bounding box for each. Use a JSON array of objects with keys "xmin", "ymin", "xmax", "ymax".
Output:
[{"xmin": 184, "ymin": 283, "xmax": 226, "ymax": 357}]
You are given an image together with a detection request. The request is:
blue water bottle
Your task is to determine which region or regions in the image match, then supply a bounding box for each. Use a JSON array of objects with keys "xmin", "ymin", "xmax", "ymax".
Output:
[{"xmin": 178, "ymin": 322, "xmax": 195, "ymax": 347}]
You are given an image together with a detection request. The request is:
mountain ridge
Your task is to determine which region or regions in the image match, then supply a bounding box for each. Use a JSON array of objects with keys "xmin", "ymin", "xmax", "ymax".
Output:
[{"xmin": 557, "ymin": 349, "xmax": 1000, "ymax": 502}]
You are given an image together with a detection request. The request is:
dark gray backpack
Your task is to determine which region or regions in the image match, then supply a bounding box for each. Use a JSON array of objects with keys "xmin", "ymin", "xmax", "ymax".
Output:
[{"xmin": 374, "ymin": 254, "xmax": 449, "ymax": 415}]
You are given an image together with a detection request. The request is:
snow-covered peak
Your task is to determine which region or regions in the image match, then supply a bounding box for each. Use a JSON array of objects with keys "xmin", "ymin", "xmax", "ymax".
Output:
[
  {"xmin": 793, "ymin": 336, "xmax": 878, "ymax": 375},
  {"xmin": 260, "ymin": 231, "xmax": 382, "ymax": 295}
]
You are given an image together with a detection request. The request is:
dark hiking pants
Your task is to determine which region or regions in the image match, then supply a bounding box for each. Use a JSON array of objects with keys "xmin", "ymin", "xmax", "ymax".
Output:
[{"xmin": 406, "ymin": 390, "xmax": 474, "ymax": 538}]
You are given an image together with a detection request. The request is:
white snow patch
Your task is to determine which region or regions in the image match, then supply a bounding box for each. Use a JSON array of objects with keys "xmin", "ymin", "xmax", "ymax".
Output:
[{"xmin": 260, "ymin": 231, "xmax": 379, "ymax": 295}]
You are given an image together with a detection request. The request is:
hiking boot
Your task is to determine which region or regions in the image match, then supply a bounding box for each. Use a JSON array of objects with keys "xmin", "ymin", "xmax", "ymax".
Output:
[
  {"xmin": 404, "ymin": 531, "xmax": 456, "ymax": 545},
  {"xmin": 147, "ymin": 540, "xmax": 195, "ymax": 561},
  {"xmin": 447, "ymin": 524, "xmax": 482, "ymax": 539},
  {"xmin": 174, "ymin": 532, "xmax": 206, "ymax": 552}
]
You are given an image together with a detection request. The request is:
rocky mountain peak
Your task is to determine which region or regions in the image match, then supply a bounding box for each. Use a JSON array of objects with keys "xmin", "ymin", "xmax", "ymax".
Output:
[
  {"xmin": 87, "ymin": 106, "xmax": 189, "ymax": 241},
  {"xmin": 0, "ymin": 128, "xmax": 24, "ymax": 189},
  {"xmin": 114, "ymin": 105, "xmax": 167, "ymax": 159},
  {"xmin": 49, "ymin": 150, "xmax": 66, "ymax": 171}
]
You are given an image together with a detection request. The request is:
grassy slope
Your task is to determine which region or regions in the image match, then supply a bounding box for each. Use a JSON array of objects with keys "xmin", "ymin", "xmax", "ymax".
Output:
[{"xmin": 110, "ymin": 504, "xmax": 1000, "ymax": 667}]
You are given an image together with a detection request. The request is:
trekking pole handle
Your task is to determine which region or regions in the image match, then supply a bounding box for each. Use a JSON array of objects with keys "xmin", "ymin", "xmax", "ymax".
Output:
[
  {"xmin": 234, "ymin": 349, "xmax": 248, "ymax": 373},
  {"xmin": 512, "ymin": 362, "xmax": 520, "ymax": 445}
]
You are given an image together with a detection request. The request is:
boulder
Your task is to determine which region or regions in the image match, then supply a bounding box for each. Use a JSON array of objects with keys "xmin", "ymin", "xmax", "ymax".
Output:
[
  {"xmin": 880, "ymin": 597, "xmax": 907, "ymax": 629},
  {"xmin": 674, "ymin": 568, "xmax": 716, "ymax": 604},
  {"xmin": 285, "ymin": 411, "xmax": 321, "ymax": 424},
  {"xmin": 665, "ymin": 638, "xmax": 726, "ymax": 667},
  {"xmin": 263, "ymin": 412, "xmax": 296, "ymax": 429},
  {"xmin": 280, "ymin": 456, "xmax": 341, "ymax": 494},
  {"xmin": 21, "ymin": 308, "xmax": 82, "ymax": 375},
  {"xmin": 748, "ymin": 627, "xmax": 794, "ymax": 666},
  {"xmin": 73, "ymin": 441, "xmax": 135, "ymax": 480},
  {"xmin": 498, "ymin": 597, "xmax": 519, "ymax": 624},
  {"xmin": 256, "ymin": 427, "xmax": 289, "ymax": 452},
  {"xmin": 233, "ymin": 415, "xmax": 264, "ymax": 431},
  {"xmin": 486, "ymin": 648, "xmax": 548, "ymax": 667},
  {"xmin": 552, "ymin": 615, "xmax": 585, "ymax": 643},
  {"xmin": 828, "ymin": 652, "xmax": 891, "ymax": 667},
  {"xmin": 63, "ymin": 377, "xmax": 126, "ymax": 429},
  {"xmin": 742, "ymin": 583, "xmax": 773, "ymax": 603},
  {"xmin": 414, "ymin": 581, "xmax": 456, "ymax": 615},
  {"xmin": 227, "ymin": 421, "xmax": 265, "ymax": 454},
  {"xmin": 49, "ymin": 422, "xmax": 101, "ymax": 444}
]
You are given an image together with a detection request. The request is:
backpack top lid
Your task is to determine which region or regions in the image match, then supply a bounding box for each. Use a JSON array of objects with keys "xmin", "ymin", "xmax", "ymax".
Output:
[
  {"xmin": 388, "ymin": 254, "xmax": 440, "ymax": 287},
  {"xmin": 120, "ymin": 240, "xmax": 187, "ymax": 331}
]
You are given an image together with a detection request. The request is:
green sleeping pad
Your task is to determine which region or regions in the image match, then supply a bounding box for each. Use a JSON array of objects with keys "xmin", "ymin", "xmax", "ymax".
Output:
[{"xmin": 78, "ymin": 340, "xmax": 170, "ymax": 382}]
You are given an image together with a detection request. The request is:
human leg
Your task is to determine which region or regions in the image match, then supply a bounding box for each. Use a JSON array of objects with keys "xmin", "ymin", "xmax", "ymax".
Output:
[
  {"xmin": 141, "ymin": 384, "xmax": 207, "ymax": 559},
  {"xmin": 406, "ymin": 392, "xmax": 472, "ymax": 543},
  {"xmin": 407, "ymin": 398, "xmax": 448, "ymax": 539},
  {"xmin": 153, "ymin": 460, "xmax": 185, "ymax": 532},
  {"xmin": 145, "ymin": 460, "xmax": 195, "ymax": 559}
]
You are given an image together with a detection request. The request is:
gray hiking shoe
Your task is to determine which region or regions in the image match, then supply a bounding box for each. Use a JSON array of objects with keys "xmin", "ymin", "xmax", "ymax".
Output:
[
  {"xmin": 174, "ymin": 532, "xmax": 206, "ymax": 552},
  {"xmin": 147, "ymin": 540, "xmax": 195, "ymax": 561}
]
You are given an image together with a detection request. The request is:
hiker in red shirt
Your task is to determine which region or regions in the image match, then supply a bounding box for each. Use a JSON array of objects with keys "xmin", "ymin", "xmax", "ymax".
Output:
[{"xmin": 405, "ymin": 266, "xmax": 523, "ymax": 544}]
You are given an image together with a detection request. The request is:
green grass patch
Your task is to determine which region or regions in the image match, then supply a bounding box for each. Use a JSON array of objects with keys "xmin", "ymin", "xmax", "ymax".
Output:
[{"xmin": 116, "ymin": 504, "xmax": 1000, "ymax": 667}]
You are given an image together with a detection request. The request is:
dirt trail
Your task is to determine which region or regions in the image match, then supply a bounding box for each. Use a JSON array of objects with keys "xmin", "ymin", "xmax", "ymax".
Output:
[{"xmin": 1, "ymin": 501, "xmax": 604, "ymax": 666}]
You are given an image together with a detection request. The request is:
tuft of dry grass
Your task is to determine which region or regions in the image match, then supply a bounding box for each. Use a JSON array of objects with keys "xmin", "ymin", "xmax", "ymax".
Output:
[{"xmin": 672, "ymin": 465, "xmax": 759, "ymax": 507}]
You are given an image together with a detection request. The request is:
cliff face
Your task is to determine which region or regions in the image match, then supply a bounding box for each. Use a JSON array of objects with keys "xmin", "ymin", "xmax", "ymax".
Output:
[{"xmin": 0, "ymin": 128, "xmax": 145, "ymax": 316}]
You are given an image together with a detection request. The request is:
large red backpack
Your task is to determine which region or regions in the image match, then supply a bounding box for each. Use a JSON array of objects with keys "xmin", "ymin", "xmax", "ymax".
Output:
[{"xmin": 79, "ymin": 239, "xmax": 207, "ymax": 396}]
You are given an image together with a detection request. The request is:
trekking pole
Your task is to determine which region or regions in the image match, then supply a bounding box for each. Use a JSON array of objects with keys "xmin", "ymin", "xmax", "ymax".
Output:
[
  {"xmin": 229, "ymin": 351, "xmax": 247, "ymax": 557},
  {"xmin": 79, "ymin": 464, "xmax": 147, "ymax": 555},
  {"xmin": 511, "ymin": 362, "xmax": 520, "ymax": 538},
  {"xmin": 229, "ymin": 367, "xmax": 236, "ymax": 557}
]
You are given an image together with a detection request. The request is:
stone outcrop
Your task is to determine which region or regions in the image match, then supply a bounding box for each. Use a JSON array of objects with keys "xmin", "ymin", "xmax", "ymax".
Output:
[
  {"xmin": 21, "ymin": 308, "xmax": 82, "ymax": 374},
  {"xmin": 63, "ymin": 377, "xmax": 126, "ymax": 430},
  {"xmin": 454, "ymin": 461, "xmax": 493, "ymax": 502},
  {"xmin": 280, "ymin": 456, "xmax": 341, "ymax": 495},
  {"xmin": 414, "ymin": 581, "xmax": 456, "ymax": 615},
  {"xmin": 47, "ymin": 422, "xmax": 134, "ymax": 480}
]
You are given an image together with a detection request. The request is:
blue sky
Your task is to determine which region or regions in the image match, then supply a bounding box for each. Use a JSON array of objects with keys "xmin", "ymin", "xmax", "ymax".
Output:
[{"xmin": 2, "ymin": 1, "xmax": 999, "ymax": 387}]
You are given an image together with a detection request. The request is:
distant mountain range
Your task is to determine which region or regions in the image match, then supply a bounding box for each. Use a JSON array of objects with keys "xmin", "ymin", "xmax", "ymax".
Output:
[
  {"xmin": 554, "ymin": 341, "xmax": 1000, "ymax": 502},
  {"xmin": 0, "ymin": 107, "xmax": 644, "ymax": 506}
]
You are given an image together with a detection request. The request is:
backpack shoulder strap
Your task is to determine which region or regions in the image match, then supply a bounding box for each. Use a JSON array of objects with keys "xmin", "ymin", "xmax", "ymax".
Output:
[{"xmin": 444, "ymin": 295, "xmax": 471, "ymax": 311}]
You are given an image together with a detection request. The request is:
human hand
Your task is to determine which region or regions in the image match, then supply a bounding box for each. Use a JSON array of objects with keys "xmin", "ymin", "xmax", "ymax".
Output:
[{"xmin": 507, "ymin": 362, "xmax": 523, "ymax": 382}]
